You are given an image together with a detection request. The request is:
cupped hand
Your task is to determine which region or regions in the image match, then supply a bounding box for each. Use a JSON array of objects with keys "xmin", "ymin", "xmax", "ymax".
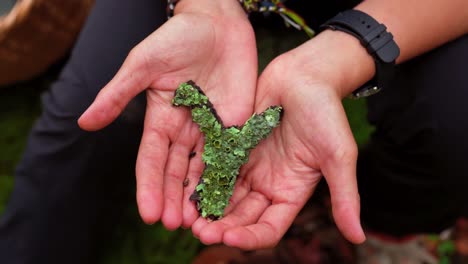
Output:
[
  {"xmin": 78, "ymin": 1, "xmax": 258, "ymax": 230},
  {"xmin": 192, "ymin": 31, "xmax": 374, "ymax": 249}
]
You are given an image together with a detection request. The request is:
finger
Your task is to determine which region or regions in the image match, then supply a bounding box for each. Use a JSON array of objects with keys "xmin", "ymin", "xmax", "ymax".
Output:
[
  {"xmin": 198, "ymin": 191, "xmax": 270, "ymax": 245},
  {"xmin": 78, "ymin": 46, "xmax": 151, "ymax": 131},
  {"xmin": 136, "ymin": 124, "xmax": 167, "ymax": 224},
  {"xmin": 136, "ymin": 99, "xmax": 182, "ymax": 224},
  {"xmin": 321, "ymin": 142, "xmax": 366, "ymax": 244},
  {"xmin": 222, "ymin": 202, "xmax": 304, "ymax": 250},
  {"xmin": 192, "ymin": 217, "xmax": 209, "ymax": 239},
  {"xmin": 161, "ymin": 122, "xmax": 200, "ymax": 230},
  {"xmin": 182, "ymin": 138, "xmax": 205, "ymax": 228}
]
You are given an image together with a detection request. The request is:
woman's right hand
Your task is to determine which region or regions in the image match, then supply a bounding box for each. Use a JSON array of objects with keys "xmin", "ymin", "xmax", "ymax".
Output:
[{"xmin": 78, "ymin": 0, "xmax": 258, "ymax": 230}]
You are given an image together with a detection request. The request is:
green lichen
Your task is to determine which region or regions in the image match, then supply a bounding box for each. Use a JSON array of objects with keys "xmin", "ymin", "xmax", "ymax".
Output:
[{"xmin": 172, "ymin": 81, "xmax": 282, "ymax": 219}]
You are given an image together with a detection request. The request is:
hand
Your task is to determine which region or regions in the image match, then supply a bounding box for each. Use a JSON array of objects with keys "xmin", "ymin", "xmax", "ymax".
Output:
[
  {"xmin": 78, "ymin": 0, "xmax": 258, "ymax": 230},
  {"xmin": 192, "ymin": 30, "xmax": 374, "ymax": 249}
]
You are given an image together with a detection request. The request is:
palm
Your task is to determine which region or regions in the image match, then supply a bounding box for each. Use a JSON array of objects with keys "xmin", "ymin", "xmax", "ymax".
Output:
[
  {"xmin": 192, "ymin": 62, "xmax": 365, "ymax": 249},
  {"xmin": 79, "ymin": 12, "xmax": 258, "ymax": 230}
]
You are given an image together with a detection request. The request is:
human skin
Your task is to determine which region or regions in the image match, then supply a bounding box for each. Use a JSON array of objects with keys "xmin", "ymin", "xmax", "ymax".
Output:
[
  {"xmin": 79, "ymin": 0, "xmax": 468, "ymax": 249},
  {"xmin": 79, "ymin": 0, "xmax": 257, "ymax": 230},
  {"xmin": 190, "ymin": 0, "xmax": 468, "ymax": 249}
]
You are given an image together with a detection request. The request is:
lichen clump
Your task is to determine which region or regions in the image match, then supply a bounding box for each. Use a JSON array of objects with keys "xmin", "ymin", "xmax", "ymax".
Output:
[{"xmin": 172, "ymin": 81, "xmax": 282, "ymax": 219}]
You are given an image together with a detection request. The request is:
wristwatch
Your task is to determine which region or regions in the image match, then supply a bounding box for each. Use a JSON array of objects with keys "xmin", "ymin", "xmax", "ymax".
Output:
[{"xmin": 321, "ymin": 10, "xmax": 400, "ymax": 98}]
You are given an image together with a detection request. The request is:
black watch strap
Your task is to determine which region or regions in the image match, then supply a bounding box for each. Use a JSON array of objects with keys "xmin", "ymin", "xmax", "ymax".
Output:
[{"xmin": 320, "ymin": 10, "xmax": 400, "ymax": 98}]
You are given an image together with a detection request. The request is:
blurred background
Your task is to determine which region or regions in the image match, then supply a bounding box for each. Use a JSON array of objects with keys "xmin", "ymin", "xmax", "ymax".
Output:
[
  {"xmin": 0, "ymin": 1, "xmax": 16, "ymax": 16},
  {"xmin": 0, "ymin": 1, "xmax": 464, "ymax": 263}
]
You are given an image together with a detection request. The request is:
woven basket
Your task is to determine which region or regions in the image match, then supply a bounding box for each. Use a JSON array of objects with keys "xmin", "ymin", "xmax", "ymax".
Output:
[{"xmin": 0, "ymin": 0, "xmax": 94, "ymax": 86}]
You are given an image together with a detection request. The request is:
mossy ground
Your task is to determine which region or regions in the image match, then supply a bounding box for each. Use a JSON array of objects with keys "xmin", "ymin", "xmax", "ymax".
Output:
[{"xmin": 0, "ymin": 26, "xmax": 373, "ymax": 263}]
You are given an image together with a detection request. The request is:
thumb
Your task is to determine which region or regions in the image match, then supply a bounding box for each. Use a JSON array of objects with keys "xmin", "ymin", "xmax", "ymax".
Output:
[
  {"xmin": 78, "ymin": 46, "xmax": 151, "ymax": 131},
  {"xmin": 321, "ymin": 140, "xmax": 366, "ymax": 244}
]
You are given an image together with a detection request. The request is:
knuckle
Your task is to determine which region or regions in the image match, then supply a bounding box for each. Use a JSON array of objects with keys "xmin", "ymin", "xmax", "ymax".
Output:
[
  {"xmin": 166, "ymin": 170, "xmax": 185, "ymax": 182},
  {"xmin": 144, "ymin": 122, "xmax": 165, "ymax": 139},
  {"xmin": 261, "ymin": 220, "xmax": 282, "ymax": 247},
  {"xmin": 344, "ymin": 143, "xmax": 358, "ymax": 161},
  {"xmin": 164, "ymin": 184, "xmax": 182, "ymax": 202},
  {"xmin": 249, "ymin": 191, "xmax": 268, "ymax": 205},
  {"xmin": 128, "ymin": 46, "xmax": 142, "ymax": 61},
  {"xmin": 137, "ymin": 182, "xmax": 158, "ymax": 199},
  {"xmin": 326, "ymin": 141, "xmax": 358, "ymax": 164},
  {"xmin": 264, "ymin": 54, "xmax": 291, "ymax": 79},
  {"xmin": 127, "ymin": 44, "xmax": 151, "ymax": 74}
]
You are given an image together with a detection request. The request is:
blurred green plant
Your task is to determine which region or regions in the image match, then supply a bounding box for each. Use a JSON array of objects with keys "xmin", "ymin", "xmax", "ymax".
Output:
[
  {"xmin": 102, "ymin": 205, "xmax": 202, "ymax": 264},
  {"xmin": 0, "ymin": 175, "xmax": 14, "ymax": 214},
  {"xmin": 0, "ymin": 83, "xmax": 42, "ymax": 214},
  {"xmin": 343, "ymin": 98, "xmax": 374, "ymax": 146}
]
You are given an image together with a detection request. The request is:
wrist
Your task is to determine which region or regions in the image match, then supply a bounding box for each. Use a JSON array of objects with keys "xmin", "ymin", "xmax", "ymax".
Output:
[
  {"xmin": 286, "ymin": 29, "xmax": 375, "ymax": 99},
  {"xmin": 175, "ymin": 0, "xmax": 247, "ymax": 20}
]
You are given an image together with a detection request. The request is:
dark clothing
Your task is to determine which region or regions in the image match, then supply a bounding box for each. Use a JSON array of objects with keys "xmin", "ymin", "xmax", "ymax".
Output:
[
  {"xmin": 359, "ymin": 35, "xmax": 468, "ymax": 235},
  {"xmin": 0, "ymin": 0, "xmax": 166, "ymax": 263},
  {"xmin": 0, "ymin": 0, "xmax": 466, "ymax": 263},
  {"xmin": 288, "ymin": 0, "xmax": 363, "ymax": 29}
]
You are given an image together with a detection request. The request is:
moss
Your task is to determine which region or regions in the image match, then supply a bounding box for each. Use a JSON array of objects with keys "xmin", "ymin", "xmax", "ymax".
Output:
[{"xmin": 172, "ymin": 81, "xmax": 282, "ymax": 219}]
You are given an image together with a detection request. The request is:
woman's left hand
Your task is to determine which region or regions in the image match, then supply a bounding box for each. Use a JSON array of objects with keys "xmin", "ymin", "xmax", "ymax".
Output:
[{"xmin": 191, "ymin": 30, "xmax": 374, "ymax": 249}]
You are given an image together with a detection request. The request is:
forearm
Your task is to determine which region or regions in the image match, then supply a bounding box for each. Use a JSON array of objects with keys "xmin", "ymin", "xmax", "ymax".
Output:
[
  {"xmin": 286, "ymin": 0, "xmax": 468, "ymax": 98},
  {"xmin": 358, "ymin": 0, "xmax": 468, "ymax": 63}
]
